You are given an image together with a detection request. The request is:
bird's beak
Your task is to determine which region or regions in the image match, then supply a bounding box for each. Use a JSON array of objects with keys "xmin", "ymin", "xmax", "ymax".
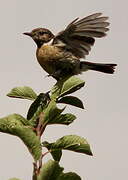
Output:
[{"xmin": 23, "ymin": 32, "xmax": 32, "ymax": 37}]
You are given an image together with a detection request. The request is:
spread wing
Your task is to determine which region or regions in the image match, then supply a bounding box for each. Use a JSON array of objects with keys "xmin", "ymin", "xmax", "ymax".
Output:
[{"xmin": 52, "ymin": 13, "xmax": 109, "ymax": 58}]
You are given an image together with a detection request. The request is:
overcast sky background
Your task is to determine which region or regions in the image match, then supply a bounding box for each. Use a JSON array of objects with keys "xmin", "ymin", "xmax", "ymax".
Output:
[{"xmin": 0, "ymin": 0, "xmax": 128, "ymax": 180}]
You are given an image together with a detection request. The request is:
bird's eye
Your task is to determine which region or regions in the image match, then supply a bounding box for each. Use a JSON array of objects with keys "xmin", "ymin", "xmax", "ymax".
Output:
[{"xmin": 39, "ymin": 31, "xmax": 46, "ymax": 35}]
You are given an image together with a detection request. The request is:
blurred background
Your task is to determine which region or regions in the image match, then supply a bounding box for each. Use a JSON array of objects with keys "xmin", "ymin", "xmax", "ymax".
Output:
[{"xmin": 0, "ymin": 0, "xmax": 128, "ymax": 179}]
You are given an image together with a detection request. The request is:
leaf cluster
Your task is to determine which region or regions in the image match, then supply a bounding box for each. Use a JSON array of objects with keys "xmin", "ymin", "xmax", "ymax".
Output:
[{"xmin": 0, "ymin": 76, "xmax": 92, "ymax": 180}]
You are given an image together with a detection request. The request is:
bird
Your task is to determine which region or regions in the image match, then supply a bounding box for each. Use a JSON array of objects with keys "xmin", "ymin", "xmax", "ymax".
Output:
[{"xmin": 23, "ymin": 13, "xmax": 117, "ymax": 80}]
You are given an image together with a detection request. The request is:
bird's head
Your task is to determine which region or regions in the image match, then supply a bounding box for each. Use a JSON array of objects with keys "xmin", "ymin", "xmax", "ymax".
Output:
[{"xmin": 23, "ymin": 28, "xmax": 54, "ymax": 47}]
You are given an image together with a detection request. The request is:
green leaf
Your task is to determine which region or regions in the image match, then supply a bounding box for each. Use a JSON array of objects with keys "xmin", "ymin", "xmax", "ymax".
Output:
[
  {"xmin": 7, "ymin": 86, "xmax": 37, "ymax": 100},
  {"xmin": 42, "ymin": 141, "xmax": 62, "ymax": 162},
  {"xmin": 38, "ymin": 160, "xmax": 81, "ymax": 180},
  {"xmin": 0, "ymin": 114, "xmax": 30, "ymax": 128},
  {"xmin": 43, "ymin": 100, "xmax": 65, "ymax": 125},
  {"xmin": 51, "ymin": 76, "xmax": 85, "ymax": 99},
  {"xmin": 60, "ymin": 77, "xmax": 85, "ymax": 97},
  {"xmin": 44, "ymin": 135, "xmax": 93, "ymax": 157},
  {"xmin": 50, "ymin": 149, "xmax": 62, "ymax": 162},
  {"xmin": 49, "ymin": 113, "xmax": 76, "ymax": 125},
  {"xmin": 38, "ymin": 160, "xmax": 64, "ymax": 180},
  {"xmin": 27, "ymin": 92, "xmax": 50, "ymax": 120},
  {"xmin": 15, "ymin": 127, "xmax": 42, "ymax": 160},
  {"xmin": 57, "ymin": 172, "xmax": 81, "ymax": 180},
  {"xmin": 0, "ymin": 114, "xmax": 42, "ymax": 160},
  {"xmin": 58, "ymin": 96, "xmax": 84, "ymax": 109}
]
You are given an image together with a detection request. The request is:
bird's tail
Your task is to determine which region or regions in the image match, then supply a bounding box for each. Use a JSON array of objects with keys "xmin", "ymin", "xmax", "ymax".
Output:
[{"xmin": 80, "ymin": 61, "xmax": 117, "ymax": 74}]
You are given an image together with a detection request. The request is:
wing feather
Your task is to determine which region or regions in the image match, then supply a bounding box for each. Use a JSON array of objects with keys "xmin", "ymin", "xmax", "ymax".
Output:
[
  {"xmin": 75, "ymin": 13, "xmax": 102, "ymax": 24},
  {"xmin": 53, "ymin": 13, "xmax": 109, "ymax": 58},
  {"xmin": 78, "ymin": 22, "xmax": 110, "ymax": 28}
]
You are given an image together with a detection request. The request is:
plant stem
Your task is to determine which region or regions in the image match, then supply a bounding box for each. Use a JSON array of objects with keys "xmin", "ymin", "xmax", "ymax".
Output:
[
  {"xmin": 32, "ymin": 151, "xmax": 50, "ymax": 180},
  {"xmin": 32, "ymin": 112, "xmax": 48, "ymax": 179},
  {"xmin": 32, "ymin": 162, "xmax": 38, "ymax": 180}
]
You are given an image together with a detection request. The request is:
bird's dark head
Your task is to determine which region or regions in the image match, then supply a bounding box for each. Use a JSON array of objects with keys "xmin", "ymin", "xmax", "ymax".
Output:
[{"xmin": 23, "ymin": 28, "xmax": 54, "ymax": 48}]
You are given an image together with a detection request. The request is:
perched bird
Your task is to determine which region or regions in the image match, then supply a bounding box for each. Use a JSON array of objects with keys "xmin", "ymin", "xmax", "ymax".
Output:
[{"xmin": 24, "ymin": 13, "xmax": 117, "ymax": 80}]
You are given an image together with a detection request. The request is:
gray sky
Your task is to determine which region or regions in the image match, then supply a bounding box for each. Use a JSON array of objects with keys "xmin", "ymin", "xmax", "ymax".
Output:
[{"xmin": 0, "ymin": 0, "xmax": 128, "ymax": 180}]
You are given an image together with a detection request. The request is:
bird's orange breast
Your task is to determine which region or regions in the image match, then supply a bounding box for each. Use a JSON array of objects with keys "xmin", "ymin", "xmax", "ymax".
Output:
[{"xmin": 36, "ymin": 45, "xmax": 63, "ymax": 74}]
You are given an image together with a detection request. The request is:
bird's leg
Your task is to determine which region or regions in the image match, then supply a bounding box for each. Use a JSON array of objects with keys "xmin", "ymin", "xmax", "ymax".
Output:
[{"xmin": 48, "ymin": 70, "xmax": 62, "ymax": 80}]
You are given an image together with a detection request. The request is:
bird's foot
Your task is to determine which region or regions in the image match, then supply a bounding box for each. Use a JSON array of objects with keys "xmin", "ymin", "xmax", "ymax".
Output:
[{"xmin": 48, "ymin": 70, "xmax": 62, "ymax": 80}]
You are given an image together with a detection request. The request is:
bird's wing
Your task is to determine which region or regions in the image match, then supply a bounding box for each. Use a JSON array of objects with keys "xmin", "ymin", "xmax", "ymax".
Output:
[{"xmin": 52, "ymin": 13, "xmax": 109, "ymax": 58}]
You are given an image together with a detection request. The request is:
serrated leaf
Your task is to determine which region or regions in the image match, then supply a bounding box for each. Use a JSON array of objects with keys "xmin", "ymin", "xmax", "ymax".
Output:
[
  {"xmin": 51, "ymin": 76, "xmax": 85, "ymax": 99},
  {"xmin": 0, "ymin": 114, "xmax": 42, "ymax": 160},
  {"xmin": 43, "ymin": 100, "xmax": 65, "ymax": 125},
  {"xmin": 44, "ymin": 135, "xmax": 93, "ymax": 157},
  {"xmin": 38, "ymin": 160, "xmax": 64, "ymax": 180},
  {"xmin": 58, "ymin": 96, "xmax": 84, "ymax": 109},
  {"xmin": 7, "ymin": 86, "xmax": 37, "ymax": 100},
  {"xmin": 57, "ymin": 172, "xmax": 81, "ymax": 180},
  {"xmin": 27, "ymin": 92, "xmax": 50, "ymax": 120}
]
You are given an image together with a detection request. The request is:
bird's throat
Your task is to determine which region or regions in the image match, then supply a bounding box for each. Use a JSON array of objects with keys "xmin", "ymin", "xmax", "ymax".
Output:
[{"xmin": 35, "ymin": 40, "xmax": 44, "ymax": 48}]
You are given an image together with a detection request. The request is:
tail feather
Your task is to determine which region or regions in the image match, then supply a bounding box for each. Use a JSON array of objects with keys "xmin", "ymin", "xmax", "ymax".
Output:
[{"xmin": 80, "ymin": 61, "xmax": 117, "ymax": 74}]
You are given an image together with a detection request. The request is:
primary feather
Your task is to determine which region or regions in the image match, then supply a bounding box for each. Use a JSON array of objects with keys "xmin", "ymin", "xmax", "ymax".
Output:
[{"xmin": 53, "ymin": 13, "xmax": 109, "ymax": 58}]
